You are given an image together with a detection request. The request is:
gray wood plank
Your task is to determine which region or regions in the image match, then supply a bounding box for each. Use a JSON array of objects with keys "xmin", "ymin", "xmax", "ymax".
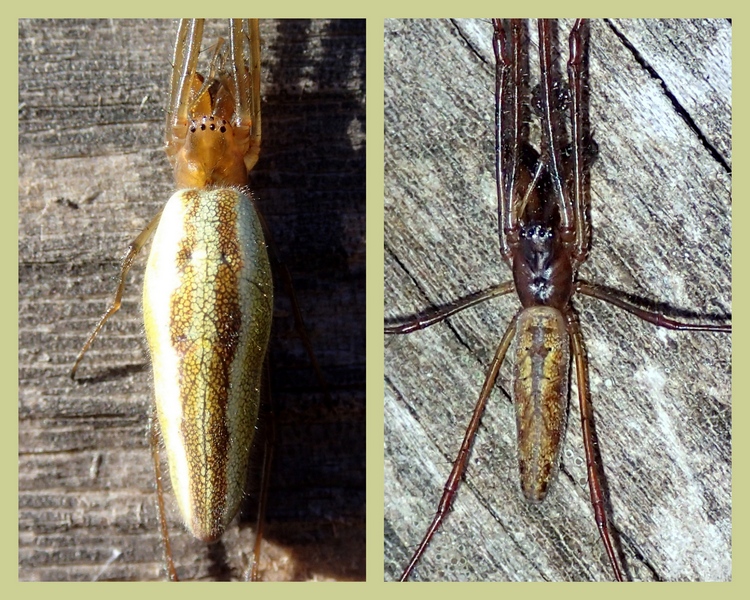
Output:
[
  {"xmin": 384, "ymin": 18, "xmax": 731, "ymax": 582},
  {"xmin": 19, "ymin": 18, "xmax": 365, "ymax": 581}
]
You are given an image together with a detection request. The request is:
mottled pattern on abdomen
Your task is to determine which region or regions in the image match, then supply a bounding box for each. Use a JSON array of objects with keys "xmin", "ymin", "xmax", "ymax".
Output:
[
  {"xmin": 143, "ymin": 188, "xmax": 273, "ymax": 541},
  {"xmin": 513, "ymin": 307, "xmax": 569, "ymax": 503}
]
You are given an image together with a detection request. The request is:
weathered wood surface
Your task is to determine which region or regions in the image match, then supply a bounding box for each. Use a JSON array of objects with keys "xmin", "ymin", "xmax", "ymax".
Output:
[
  {"xmin": 19, "ymin": 19, "xmax": 365, "ymax": 581},
  {"xmin": 384, "ymin": 19, "xmax": 731, "ymax": 582}
]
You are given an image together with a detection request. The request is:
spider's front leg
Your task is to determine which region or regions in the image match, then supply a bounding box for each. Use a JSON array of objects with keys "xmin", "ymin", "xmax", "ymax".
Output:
[
  {"xmin": 231, "ymin": 19, "xmax": 262, "ymax": 172},
  {"xmin": 493, "ymin": 18, "xmax": 525, "ymax": 265}
]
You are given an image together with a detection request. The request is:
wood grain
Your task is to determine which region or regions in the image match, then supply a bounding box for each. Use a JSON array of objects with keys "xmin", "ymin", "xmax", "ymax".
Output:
[
  {"xmin": 19, "ymin": 18, "xmax": 365, "ymax": 581},
  {"xmin": 384, "ymin": 19, "xmax": 731, "ymax": 582}
]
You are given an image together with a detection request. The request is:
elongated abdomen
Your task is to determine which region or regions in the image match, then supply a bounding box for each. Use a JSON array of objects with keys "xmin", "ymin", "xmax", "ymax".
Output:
[
  {"xmin": 513, "ymin": 307, "xmax": 569, "ymax": 503},
  {"xmin": 142, "ymin": 188, "xmax": 273, "ymax": 542}
]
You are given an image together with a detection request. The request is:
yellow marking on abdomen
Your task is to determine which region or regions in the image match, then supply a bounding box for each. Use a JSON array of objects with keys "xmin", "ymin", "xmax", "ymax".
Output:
[
  {"xmin": 513, "ymin": 306, "xmax": 569, "ymax": 503},
  {"xmin": 143, "ymin": 188, "xmax": 273, "ymax": 541}
]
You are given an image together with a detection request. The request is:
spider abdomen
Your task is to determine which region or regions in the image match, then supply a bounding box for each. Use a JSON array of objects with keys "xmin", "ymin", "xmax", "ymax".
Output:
[
  {"xmin": 143, "ymin": 188, "xmax": 273, "ymax": 541},
  {"xmin": 513, "ymin": 306, "xmax": 569, "ymax": 503}
]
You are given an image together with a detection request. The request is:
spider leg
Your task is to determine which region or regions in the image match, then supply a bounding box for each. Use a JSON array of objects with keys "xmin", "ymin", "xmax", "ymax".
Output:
[
  {"xmin": 385, "ymin": 281, "xmax": 516, "ymax": 334},
  {"xmin": 567, "ymin": 19, "xmax": 591, "ymax": 265},
  {"xmin": 400, "ymin": 315, "xmax": 518, "ymax": 581},
  {"xmin": 166, "ymin": 19, "xmax": 204, "ymax": 156},
  {"xmin": 493, "ymin": 19, "xmax": 524, "ymax": 264},
  {"xmin": 566, "ymin": 309, "xmax": 625, "ymax": 582},
  {"xmin": 150, "ymin": 406, "xmax": 178, "ymax": 581},
  {"xmin": 70, "ymin": 210, "xmax": 164, "ymax": 378},
  {"xmin": 229, "ymin": 19, "xmax": 262, "ymax": 172},
  {"xmin": 576, "ymin": 281, "xmax": 731, "ymax": 332},
  {"xmin": 539, "ymin": 20, "xmax": 574, "ymax": 240}
]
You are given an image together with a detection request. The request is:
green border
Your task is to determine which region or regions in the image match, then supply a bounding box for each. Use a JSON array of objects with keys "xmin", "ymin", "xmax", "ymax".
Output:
[{"xmin": 8, "ymin": 0, "xmax": 744, "ymax": 598}]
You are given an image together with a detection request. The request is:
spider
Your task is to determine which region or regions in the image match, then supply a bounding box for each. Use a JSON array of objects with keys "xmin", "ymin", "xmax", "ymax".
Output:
[
  {"xmin": 18, "ymin": 18, "xmax": 364, "ymax": 581},
  {"xmin": 386, "ymin": 17, "xmax": 730, "ymax": 578},
  {"xmin": 70, "ymin": 19, "xmax": 277, "ymax": 581}
]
